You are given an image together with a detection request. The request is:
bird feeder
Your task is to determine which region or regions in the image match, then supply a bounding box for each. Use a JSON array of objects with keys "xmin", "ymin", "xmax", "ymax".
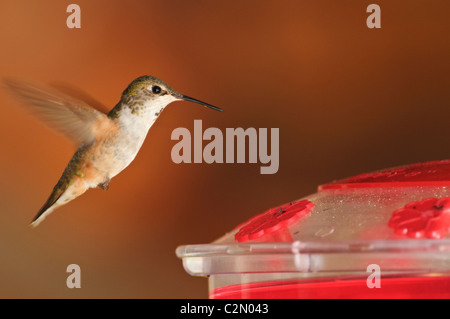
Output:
[{"xmin": 176, "ymin": 160, "xmax": 450, "ymax": 298}]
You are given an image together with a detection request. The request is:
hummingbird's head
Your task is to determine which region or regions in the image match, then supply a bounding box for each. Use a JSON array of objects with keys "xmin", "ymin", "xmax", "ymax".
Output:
[{"xmin": 120, "ymin": 75, "xmax": 223, "ymax": 114}]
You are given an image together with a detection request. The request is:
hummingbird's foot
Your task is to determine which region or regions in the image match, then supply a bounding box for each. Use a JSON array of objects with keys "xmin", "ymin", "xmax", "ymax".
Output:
[{"xmin": 97, "ymin": 178, "xmax": 110, "ymax": 191}]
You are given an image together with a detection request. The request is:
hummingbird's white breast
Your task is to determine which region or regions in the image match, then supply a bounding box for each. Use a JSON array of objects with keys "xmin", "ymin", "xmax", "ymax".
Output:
[{"xmin": 107, "ymin": 96, "xmax": 177, "ymax": 178}]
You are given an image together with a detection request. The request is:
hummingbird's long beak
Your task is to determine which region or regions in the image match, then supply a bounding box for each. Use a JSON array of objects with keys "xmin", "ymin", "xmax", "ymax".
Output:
[{"xmin": 181, "ymin": 95, "xmax": 223, "ymax": 112}]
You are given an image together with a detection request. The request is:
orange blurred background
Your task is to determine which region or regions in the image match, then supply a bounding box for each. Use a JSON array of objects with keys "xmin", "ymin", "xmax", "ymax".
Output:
[{"xmin": 0, "ymin": 0, "xmax": 449, "ymax": 298}]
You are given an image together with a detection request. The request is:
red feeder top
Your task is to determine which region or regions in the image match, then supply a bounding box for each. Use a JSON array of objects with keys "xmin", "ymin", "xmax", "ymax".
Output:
[{"xmin": 319, "ymin": 160, "xmax": 450, "ymax": 190}]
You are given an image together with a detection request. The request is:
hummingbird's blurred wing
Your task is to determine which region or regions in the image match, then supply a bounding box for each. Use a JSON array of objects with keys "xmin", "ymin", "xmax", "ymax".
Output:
[{"xmin": 4, "ymin": 79, "xmax": 109, "ymax": 145}]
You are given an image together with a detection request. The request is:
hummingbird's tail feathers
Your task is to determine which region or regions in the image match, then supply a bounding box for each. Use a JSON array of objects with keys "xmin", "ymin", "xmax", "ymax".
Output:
[
  {"xmin": 3, "ymin": 78, "xmax": 111, "ymax": 145},
  {"xmin": 30, "ymin": 206, "xmax": 57, "ymax": 228},
  {"xmin": 30, "ymin": 186, "xmax": 66, "ymax": 228},
  {"xmin": 30, "ymin": 176, "xmax": 90, "ymax": 227}
]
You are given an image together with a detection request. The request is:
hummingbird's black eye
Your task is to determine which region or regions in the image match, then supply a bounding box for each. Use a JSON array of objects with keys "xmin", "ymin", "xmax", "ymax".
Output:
[{"xmin": 152, "ymin": 86, "xmax": 161, "ymax": 94}]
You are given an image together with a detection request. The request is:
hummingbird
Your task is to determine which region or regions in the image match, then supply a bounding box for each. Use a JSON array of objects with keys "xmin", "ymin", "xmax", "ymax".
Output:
[{"xmin": 5, "ymin": 75, "xmax": 223, "ymax": 227}]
